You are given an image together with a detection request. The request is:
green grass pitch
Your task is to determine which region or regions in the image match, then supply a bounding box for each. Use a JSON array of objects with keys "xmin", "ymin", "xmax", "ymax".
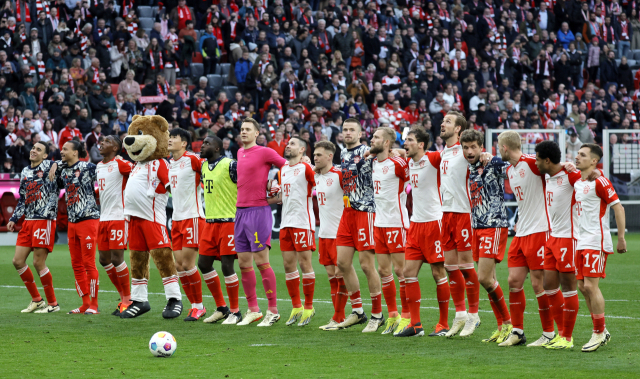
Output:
[{"xmin": 2, "ymin": 235, "xmax": 640, "ymax": 378}]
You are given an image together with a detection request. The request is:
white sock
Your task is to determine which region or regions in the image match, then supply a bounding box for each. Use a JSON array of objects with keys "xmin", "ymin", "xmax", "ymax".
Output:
[
  {"xmin": 456, "ymin": 311, "xmax": 468, "ymax": 319},
  {"xmin": 353, "ymin": 307, "xmax": 364, "ymax": 314},
  {"xmin": 130, "ymin": 279, "xmax": 148, "ymax": 302},
  {"xmin": 513, "ymin": 328, "xmax": 524, "ymax": 334},
  {"xmin": 371, "ymin": 312, "xmax": 382, "ymax": 318},
  {"xmin": 162, "ymin": 276, "xmax": 181, "ymax": 300},
  {"xmin": 193, "ymin": 303, "xmax": 203, "ymax": 310},
  {"xmin": 543, "ymin": 331, "xmax": 555, "ymax": 339}
]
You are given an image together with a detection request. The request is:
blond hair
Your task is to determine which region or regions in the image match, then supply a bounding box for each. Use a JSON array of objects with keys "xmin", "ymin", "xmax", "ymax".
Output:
[
  {"xmin": 498, "ymin": 130, "xmax": 522, "ymax": 150},
  {"xmin": 377, "ymin": 126, "xmax": 397, "ymax": 145}
]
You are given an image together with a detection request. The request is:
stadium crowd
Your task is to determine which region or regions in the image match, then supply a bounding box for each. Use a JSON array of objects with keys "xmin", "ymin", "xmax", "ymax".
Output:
[{"xmin": 0, "ymin": 0, "xmax": 639, "ymax": 175}]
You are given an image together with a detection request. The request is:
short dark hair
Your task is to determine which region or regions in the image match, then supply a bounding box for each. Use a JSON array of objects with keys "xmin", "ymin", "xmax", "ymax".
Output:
[
  {"xmin": 169, "ymin": 127, "xmax": 192, "ymax": 147},
  {"xmin": 209, "ymin": 135, "xmax": 223, "ymax": 151},
  {"xmin": 460, "ymin": 129, "xmax": 484, "ymax": 147},
  {"xmin": 447, "ymin": 110, "xmax": 468, "ymax": 135},
  {"xmin": 343, "ymin": 117, "xmax": 361, "ymax": 130},
  {"xmin": 291, "ymin": 136, "xmax": 307, "ymax": 149},
  {"xmin": 581, "ymin": 143, "xmax": 603, "ymax": 160},
  {"xmin": 534, "ymin": 140, "xmax": 561, "ymax": 164},
  {"xmin": 34, "ymin": 141, "xmax": 49, "ymax": 154},
  {"xmin": 66, "ymin": 139, "xmax": 87, "ymax": 158},
  {"xmin": 106, "ymin": 135, "xmax": 123, "ymax": 153},
  {"xmin": 242, "ymin": 117, "xmax": 261, "ymax": 131},
  {"xmin": 315, "ymin": 140, "xmax": 336, "ymax": 154},
  {"xmin": 408, "ymin": 128, "xmax": 430, "ymax": 150}
]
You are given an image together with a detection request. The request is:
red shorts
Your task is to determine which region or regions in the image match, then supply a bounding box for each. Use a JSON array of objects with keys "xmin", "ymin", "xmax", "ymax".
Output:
[
  {"xmin": 374, "ymin": 226, "xmax": 406, "ymax": 254},
  {"xmin": 171, "ymin": 218, "xmax": 205, "ymax": 251},
  {"xmin": 280, "ymin": 227, "xmax": 316, "ymax": 252},
  {"xmin": 405, "ymin": 220, "xmax": 444, "ymax": 263},
  {"xmin": 544, "ymin": 237, "xmax": 577, "ymax": 273},
  {"xmin": 128, "ymin": 216, "xmax": 170, "ymax": 251},
  {"xmin": 508, "ymin": 231, "xmax": 549, "ymax": 269},
  {"xmin": 336, "ymin": 208, "xmax": 375, "ymax": 252},
  {"xmin": 200, "ymin": 222, "xmax": 237, "ymax": 259},
  {"xmin": 97, "ymin": 220, "xmax": 128, "ymax": 251},
  {"xmin": 318, "ymin": 238, "xmax": 338, "ymax": 266},
  {"xmin": 441, "ymin": 212, "xmax": 473, "ymax": 252},
  {"xmin": 576, "ymin": 249, "xmax": 609, "ymax": 280},
  {"xmin": 17, "ymin": 219, "xmax": 56, "ymax": 252},
  {"xmin": 473, "ymin": 228, "xmax": 508, "ymax": 263}
]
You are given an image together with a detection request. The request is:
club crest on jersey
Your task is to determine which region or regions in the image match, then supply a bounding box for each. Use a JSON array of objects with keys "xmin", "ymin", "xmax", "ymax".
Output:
[
  {"xmin": 108, "ymin": 165, "xmax": 114, "ymax": 172},
  {"xmin": 326, "ymin": 178, "xmax": 333, "ymax": 186},
  {"xmin": 453, "ymin": 148, "xmax": 458, "ymax": 156},
  {"xmin": 519, "ymin": 169, "xmax": 525, "ymax": 178},
  {"xmin": 353, "ymin": 156, "xmax": 361, "ymax": 164},
  {"xmin": 584, "ymin": 185, "xmax": 590, "ymax": 194},
  {"xmin": 419, "ymin": 160, "xmax": 425, "ymax": 168},
  {"xmin": 37, "ymin": 171, "xmax": 43, "ymax": 178},
  {"xmin": 477, "ymin": 167, "xmax": 484, "ymax": 175},
  {"xmin": 382, "ymin": 166, "xmax": 389, "ymax": 174},
  {"xmin": 294, "ymin": 168, "xmax": 301, "ymax": 176},
  {"xmin": 74, "ymin": 170, "xmax": 80, "ymax": 178},
  {"xmin": 557, "ymin": 177, "xmax": 563, "ymax": 185},
  {"xmin": 180, "ymin": 161, "xmax": 187, "ymax": 169}
]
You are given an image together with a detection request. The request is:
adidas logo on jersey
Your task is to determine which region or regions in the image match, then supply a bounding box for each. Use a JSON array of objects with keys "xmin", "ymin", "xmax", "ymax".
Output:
[
  {"xmin": 591, "ymin": 269, "xmax": 597, "ymax": 273},
  {"xmin": 85, "ymin": 236, "xmax": 91, "ymax": 240},
  {"xmin": 466, "ymin": 243, "xmax": 471, "ymax": 247},
  {"xmin": 565, "ymin": 264, "xmax": 571, "ymax": 268},
  {"xmin": 40, "ymin": 241, "xmax": 43, "ymax": 245},
  {"xmin": 258, "ymin": 244, "xmax": 264, "ymax": 248},
  {"xmin": 437, "ymin": 254, "xmax": 442, "ymax": 258},
  {"xmin": 158, "ymin": 241, "xmax": 164, "ymax": 245},
  {"xmin": 396, "ymin": 244, "xmax": 402, "ymax": 248},
  {"xmin": 364, "ymin": 242, "xmax": 369, "ymax": 247}
]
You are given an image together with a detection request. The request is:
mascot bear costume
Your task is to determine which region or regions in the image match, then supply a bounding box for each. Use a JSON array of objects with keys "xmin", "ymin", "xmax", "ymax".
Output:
[{"xmin": 119, "ymin": 115, "xmax": 183, "ymax": 319}]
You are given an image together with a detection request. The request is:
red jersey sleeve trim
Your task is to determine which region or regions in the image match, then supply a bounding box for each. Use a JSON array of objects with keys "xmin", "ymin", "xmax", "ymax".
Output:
[
  {"xmin": 522, "ymin": 154, "xmax": 542, "ymax": 176},
  {"xmin": 116, "ymin": 158, "xmax": 133, "ymax": 176},
  {"xmin": 595, "ymin": 176, "xmax": 620, "ymax": 204},
  {"xmin": 427, "ymin": 151, "xmax": 442, "ymax": 168},
  {"xmin": 567, "ymin": 169, "xmax": 582, "ymax": 186},
  {"xmin": 391, "ymin": 156, "xmax": 410, "ymax": 181}
]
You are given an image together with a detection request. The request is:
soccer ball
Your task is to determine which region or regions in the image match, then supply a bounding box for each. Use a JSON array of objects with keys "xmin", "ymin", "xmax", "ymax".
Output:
[{"xmin": 149, "ymin": 331, "xmax": 177, "ymax": 357}]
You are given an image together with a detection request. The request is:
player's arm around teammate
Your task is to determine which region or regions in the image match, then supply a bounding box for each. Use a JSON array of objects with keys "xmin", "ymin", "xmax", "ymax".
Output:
[
  {"xmin": 461, "ymin": 130, "xmax": 513, "ymax": 342},
  {"xmin": 270, "ymin": 137, "xmax": 318, "ymax": 326},
  {"xmin": 574, "ymin": 144, "xmax": 626, "ymax": 352},
  {"xmin": 96, "ymin": 136, "xmax": 134, "ymax": 316},
  {"xmin": 10, "ymin": 142, "xmax": 60, "ymax": 314}
]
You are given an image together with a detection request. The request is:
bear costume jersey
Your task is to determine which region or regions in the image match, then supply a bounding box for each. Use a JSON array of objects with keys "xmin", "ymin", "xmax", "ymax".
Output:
[{"xmin": 119, "ymin": 115, "xmax": 182, "ymax": 319}]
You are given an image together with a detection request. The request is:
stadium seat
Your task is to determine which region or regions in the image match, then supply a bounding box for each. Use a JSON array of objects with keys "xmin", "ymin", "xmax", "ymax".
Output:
[
  {"xmin": 575, "ymin": 89, "xmax": 583, "ymax": 100},
  {"xmin": 223, "ymin": 85, "xmax": 238, "ymax": 98},
  {"xmin": 0, "ymin": 192, "xmax": 21, "ymax": 231},
  {"xmin": 190, "ymin": 63, "xmax": 203, "ymax": 80},
  {"xmin": 111, "ymin": 83, "xmax": 119, "ymax": 95},
  {"xmin": 137, "ymin": 6, "xmax": 153, "ymax": 18},
  {"xmin": 633, "ymin": 50, "xmax": 640, "ymax": 61},
  {"xmin": 192, "ymin": 52, "xmax": 203, "ymax": 63},
  {"xmin": 219, "ymin": 63, "xmax": 231, "ymax": 76},
  {"xmin": 207, "ymin": 74, "xmax": 224, "ymax": 91},
  {"xmin": 139, "ymin": 17, "xmax": 154, "ymax": 30}
]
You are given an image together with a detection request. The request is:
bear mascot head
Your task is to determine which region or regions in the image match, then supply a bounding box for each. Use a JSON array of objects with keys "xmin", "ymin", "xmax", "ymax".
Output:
[{"xmin": 119, "ymin": 114, "xmax": 182, "ymax": 319}]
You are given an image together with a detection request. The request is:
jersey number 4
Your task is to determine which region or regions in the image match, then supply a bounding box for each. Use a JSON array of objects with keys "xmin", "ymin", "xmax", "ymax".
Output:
[{"xmin": 33, "ymin": 228, "xmax": 48, "ymax": 241}]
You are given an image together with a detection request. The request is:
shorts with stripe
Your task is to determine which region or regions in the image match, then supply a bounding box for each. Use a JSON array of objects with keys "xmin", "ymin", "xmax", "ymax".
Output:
[
  {"xmin": 336, "ymin": 207, "xmax": 375, "ymax": 252},
  {"xmin": 128, "ymin": 216, "xmax": 170, "ymax": 251},
  {"xmin": 171, "ymin": 218, "xmax": 205, "ymax": 251},
  {"xmin": 576, "ymin": 249, "xmax": 609, "ymax": 280},
  {"xmin": 405, "ymin": 220, "xmax": 444, "ymax": 263},
  {"xmin": 441, "ymin": 212, "xmax": 473, "ymax": 252},
  {"xmin": 17, "ymin": 219, "xmax": 56, "ymax": 252},
  {"xmin": 374, "ymin": 226, "xmax": 406, "ymax": 254},
  {"xmin": 97, "ymin": 220, "xmax": 128, "ymax": 251},
  {"xmin": 508, "ymin": 231, "xmax": 549, "ymax": 269},
  {"xmin": 280, "ymin": 227, "xmax": 316, "ymax": 252},
  {"xmin": 544, "ymin": 236, "xmax": 576, "ymax": 273},
  {"xmin": 472, "ymin": 227, "xmax": 508, "ymax": 263}
]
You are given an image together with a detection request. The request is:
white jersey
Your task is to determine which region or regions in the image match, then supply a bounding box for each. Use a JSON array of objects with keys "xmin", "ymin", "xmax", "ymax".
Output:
[
  {"xmin": 545, "ymin": 168, "xmax": 581, "ymax": 239},
  {"xmin": 574, "ymin": 176, "xmax": 620, "ymax": 252},
  {"xmin": 315, "ymin": 167, "xmax": 344, "ymax": 239},
  {"xmin": 279, "ymin": 161, "xmax": 316, "ymax": 231},
  {"xmin": 372, "ymin": 157, "xmax": 410, "ymax": 229},
  {"xmin": 440, "ymin": 142, "xmax": 471, "ymax": 213},
  {"xmin": 124, "ymin": 159, "xmax": 170, "ymax": 226},
  {"xmin": 96, "ymin": 158, "xmax": 133, "ymax": 221},
  {"xmin": 169, "ymin": 152, "xmax": 205, "ymax": 221},
  {"xmin": 409, "ymin": 152, "xmax": 443, "ymax": 223},
  {"xmin": 507, "ymin": 154, "xmax": 550, "ymax": 237}
]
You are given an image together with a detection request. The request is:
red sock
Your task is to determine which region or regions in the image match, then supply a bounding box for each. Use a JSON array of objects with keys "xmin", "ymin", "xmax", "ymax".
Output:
[
  {"xmin": 115, "ymin": 262, "xmax": 131, "ymax": 304},
  {"xmin": 17, "ymin": 265, "xmax": 42, "ymax": 302},
  {"xmin": 335, "ymin": 277, "xmax": 348, "ymax": 322},
  {"xmin": 493, "ymin": 283, "xmax": 511, "ymax": 323},
  {"xmin": 186, "ymin": 268, "xmax": 203, "ymax": 304},
  {"xmin": 399, "ymin": 278, "xmax": 410, "ymax": 319},
  {"xmin": 38, "ymin": 268, "xmax": 57, "ymax": 305},
  {"xmin": 371, "ymin": 292, "xmax": 382, "ymax": 315},
  {"xmin": 349, "ymin": 290, "xmax": 362, "ymax": 310},
  {"xmin": 285, "ymin": 270, "xmax": 302, "ymax": 308},
  {"xmin": 536, "ymin": 291, "xmax": 555, "ymax": 333},
  {"xmin": 329, "ymin": 276, "xmax": 339, "ymax": 309},
  {"xmin": 460, "ymin": 264, "xmax": 479, "ymax": 313},
  {"xmin": 436, "ymin": 277, "xmax": 450, "ymax": 328},
  {"xmin": 509, "ymin": 287, "xmax": 526, "ymax": 330},
  {"xmin": 88, "ymin": 273, "xmax": 99, "ymax": 310},
  {"xmin": 302, "ymin": 272, "xmax": 315, "ymax": 310},
  {"xmin": 381, "ymin": 274, "xmax": 398, "ymax": 316},
  {"xmin": 178, "ymin": 271, "xmax": 195, "ymax": 304},
  {"xmin": 405, "ymin": 277, "xmax": 421, "ymax": 325},
  {"xmin": 546, "ymin": 288, "xmax": 565, "ymax": 336},
  {"xmin": 78, "ymin": 294, "xmax": 91, "ymax": 312},
  {"xmin": 562, "ymin": 290, "xmax": 579, "ymax": 341},
  {"xmin": 488, "ymin": 293, "xmax": 502, "ymax": 327},
  {"xmin": 103, "ymin": 263, "xmax": 122, "ymax": 297},
  {"xmin": 446, "ymin": 266, "xmax": 467, "ymax": 312},
  {"xmin": 593, "ymin": 313, "xmax": 606, "ymax": 334},
  {"xmin": 224, "ymin": 274, "xmax": 240, "ymax": 313},
  {"xmin": 202, "ymin": 270, "xmax": 226, "ymax": 307}
]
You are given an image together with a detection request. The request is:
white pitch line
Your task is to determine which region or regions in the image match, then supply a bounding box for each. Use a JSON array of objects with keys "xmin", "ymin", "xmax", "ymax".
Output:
[{"xmin": 2, "ymin": 285, "xmax": 639, "ymax": 320}]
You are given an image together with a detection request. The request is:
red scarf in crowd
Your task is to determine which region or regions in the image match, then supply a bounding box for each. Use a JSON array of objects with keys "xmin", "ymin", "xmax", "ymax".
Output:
[
  {"xmin": 21, "ymin": 54, "xmax": 36, "ymax": 76},
  {"xmin": 123, "ymin": 0, "xmax": 134, "ymax": 16},
  {"xmin": 177, "ymin": 6, "xmax": 192, "ymax": 29},
  {"xmin": 91, "ymin": 67, "xmax": 100, "ymax": 84},
  {"xmin": 17, "ymin": 0, "xmax": 31, "ymax": 23},
  {"xmin": 37, "ymin": 60, "xmax": 45, "ymax": 79},
  {"xmin": 157, "ymin": 81, "xmax": 169, "ymax": 95},
  {"xmin": 150, "ymin": 51, "xmax": 164, "ymax": 70}
]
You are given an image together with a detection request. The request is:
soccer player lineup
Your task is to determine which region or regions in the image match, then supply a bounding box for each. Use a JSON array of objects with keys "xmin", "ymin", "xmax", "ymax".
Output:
[{"xmin": 10, "ymin": 113, "xmax": 626, "ymax": 355}]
